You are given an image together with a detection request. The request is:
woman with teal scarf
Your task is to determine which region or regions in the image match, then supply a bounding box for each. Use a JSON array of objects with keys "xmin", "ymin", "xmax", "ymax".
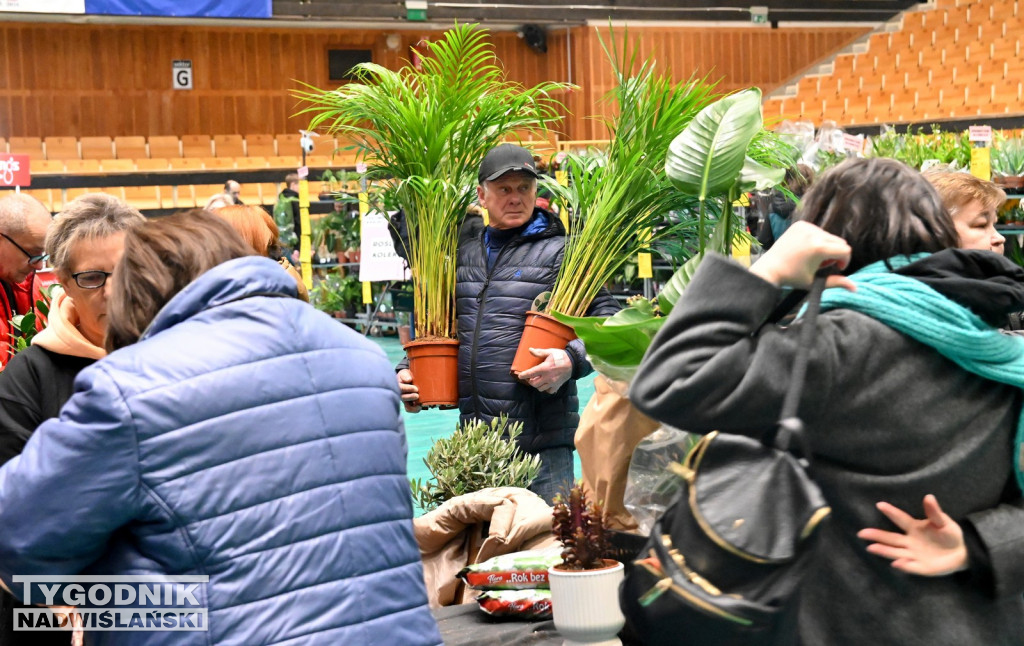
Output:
[{"xmin": 632, "ymin": 158, "xmax": 1024, "ymax": 645}]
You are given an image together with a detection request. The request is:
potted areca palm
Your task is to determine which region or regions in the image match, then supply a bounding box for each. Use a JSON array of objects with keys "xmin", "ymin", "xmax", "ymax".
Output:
[
  {"xmin": 296, "ymin": 24, "xmax": 568, "ymax": 407},
  {"xmin": 552, "ymin": 88, "xmax": 797, "ymax": 381},
  {"xmin": 510, "ymin": 34, "xmax": 718, "ymax": 374}
]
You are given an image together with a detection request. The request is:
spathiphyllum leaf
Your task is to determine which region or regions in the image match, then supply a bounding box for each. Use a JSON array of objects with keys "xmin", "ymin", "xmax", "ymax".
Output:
[{"xmin": 665, "ymin": 88, "xmax": 763, "ymax": 200}]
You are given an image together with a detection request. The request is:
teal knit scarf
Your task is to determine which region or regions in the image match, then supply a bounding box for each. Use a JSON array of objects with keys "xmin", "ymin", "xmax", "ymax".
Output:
[{"xmin": 818, "ymin": 254, "xmax": 1024, "ymax": 491}]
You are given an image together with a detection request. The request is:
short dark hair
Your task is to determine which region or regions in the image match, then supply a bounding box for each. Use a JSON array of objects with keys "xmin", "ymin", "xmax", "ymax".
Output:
[
  {"xmin": 106, "ymin": 209, "xmax": 253, "ymax": 352},
  {"xmin": 795, "ymin": 158, "xmax": 958, "ymax": 273},
  {"xmin": 285, "ymin": 173, "xmax": 299, "ymax": 185}
]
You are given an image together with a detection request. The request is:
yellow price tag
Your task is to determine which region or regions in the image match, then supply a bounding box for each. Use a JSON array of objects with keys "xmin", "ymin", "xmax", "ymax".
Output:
[
  {"xmin": 481, "ymin": 207, "xmax": 489, "ymax": 227},
  {"xmin": 970, "ymin": 147, "xmax": 991, "ymax": 181},
  {"xmin": 362, "ymin": 281, "xmax": 372, "ymax": 305},
  {"xmin": 555, "ymin": 170, "xmax": 568, "ymax": 186},
  {"xmin": 731, "ymin": 236, "xmax": 752, "ymax": 268},
  {"xmin": 298, "ymin": 179, "xmax": 312, "ymax": 290},
  {"xmin": 358, "ymin": 191, "xmax": 369, "ymax": 216},
  {"xmin": 638, "ymin": 252, "xmax": 653, "ymax": 278}
]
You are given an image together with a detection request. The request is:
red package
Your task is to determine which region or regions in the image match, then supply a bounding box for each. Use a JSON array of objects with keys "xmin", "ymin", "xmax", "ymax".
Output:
[{"xmin": 476, "ymin": 589, "xmax": 553, "ymax": 620}]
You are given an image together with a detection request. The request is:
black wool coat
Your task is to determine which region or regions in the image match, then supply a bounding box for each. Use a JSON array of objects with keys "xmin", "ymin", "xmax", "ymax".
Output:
[{"xmin": 630, "ymin": 253, "xmax": 1024, "ymax": 646}]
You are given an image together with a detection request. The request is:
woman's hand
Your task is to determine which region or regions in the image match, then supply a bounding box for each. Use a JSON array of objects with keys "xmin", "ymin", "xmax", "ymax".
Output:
[
  {"xmin": 857, "ymin": 494, "xmax": 969, "ymax": 576},
  {"xmin": 750, "ymin": 221, "xmax": 856, "ymax": 292}
]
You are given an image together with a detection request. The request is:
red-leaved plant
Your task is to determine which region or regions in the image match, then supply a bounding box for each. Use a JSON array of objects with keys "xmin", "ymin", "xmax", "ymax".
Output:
[{"xmin": 552, "ymin": 484, "xmax": 610, "ymax": 570}]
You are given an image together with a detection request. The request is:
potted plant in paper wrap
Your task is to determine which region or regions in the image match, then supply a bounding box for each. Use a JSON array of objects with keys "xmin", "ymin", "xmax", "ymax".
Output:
[
  {"xmin": 548, "ymin": 88, "xmax": 794, "ymax": 383},
  {"xmin": 548, "ymin": 483, "xmax": 624, "ymax": 645},
  {"xmin": 510, "ymin": 34, "xmax": 718, "ymax": 375},
  {"xmin": 296, "ymin": 24, "xmax": 567, "ymax": 407}
]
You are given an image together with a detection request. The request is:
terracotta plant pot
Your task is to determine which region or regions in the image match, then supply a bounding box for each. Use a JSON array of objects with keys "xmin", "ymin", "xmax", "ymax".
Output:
[
  {"xmin": 511, "ymin": 311, "xmax": 577, "ymax": 376},
  {"xmin": 548, "ymin": 560, "xmax": 625, "ymax": 646},
  {"xmin": 404, "ymin": 338, "xmax": 459, "ymax": 409},
  {"xmin": 994, "ymin": 175, "xmax": 1024, "ymax": 191}
]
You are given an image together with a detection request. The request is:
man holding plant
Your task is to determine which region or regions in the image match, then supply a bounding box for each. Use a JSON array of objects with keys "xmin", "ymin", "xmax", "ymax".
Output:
[{"xmin": 398, "ymin": 144, "xmax": 619, "ymax": 504}]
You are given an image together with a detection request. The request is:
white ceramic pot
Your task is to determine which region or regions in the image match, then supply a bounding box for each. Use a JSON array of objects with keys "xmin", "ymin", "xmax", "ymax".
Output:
[{"xmin": 548, "ymin": 560, "xmax": 625, "ymax": 646}]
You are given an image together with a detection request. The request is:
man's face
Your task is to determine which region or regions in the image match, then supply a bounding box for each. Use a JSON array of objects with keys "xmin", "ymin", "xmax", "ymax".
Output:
[
  {"xmin": 953, "ymin": 199, "xmax": 1005, "ymax": 254},
  {"xmin": 477, "ymin": 172, "xmax": 537, "ymax": 230},
  {"xmin": 227, "ymin": 182, "xmax": 241, "ymax": 202},
  {"xmin": 0, "ymin": 211, "xmax": 49, "ymax": 284}
]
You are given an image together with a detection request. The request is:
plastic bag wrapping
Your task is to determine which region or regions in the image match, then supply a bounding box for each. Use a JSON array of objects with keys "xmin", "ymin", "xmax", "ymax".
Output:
[{"xmin": 622, "ymin": 425, "xmax": 699, "ymax": 535}]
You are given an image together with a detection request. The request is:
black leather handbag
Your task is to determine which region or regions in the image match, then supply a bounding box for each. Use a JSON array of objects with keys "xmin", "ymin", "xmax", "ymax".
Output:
[{"xmin": 620, "ymin": 276, "xmax": 832, "ymax": 646}]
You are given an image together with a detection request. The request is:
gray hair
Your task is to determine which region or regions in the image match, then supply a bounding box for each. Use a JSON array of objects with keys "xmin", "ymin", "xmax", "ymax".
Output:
[
  {"xmin": 46, "ymin": 193, "xmax": 145, "ymax": 276},
  {"xmin": 0, "ymin": 193, "xmax": 51, "ymax": 236}
]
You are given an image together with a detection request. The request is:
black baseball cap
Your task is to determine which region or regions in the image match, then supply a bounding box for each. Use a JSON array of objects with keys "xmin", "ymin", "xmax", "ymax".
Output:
[{"xmin": 478, "ymin": 144, "xmax": 540, "ymax": 183}]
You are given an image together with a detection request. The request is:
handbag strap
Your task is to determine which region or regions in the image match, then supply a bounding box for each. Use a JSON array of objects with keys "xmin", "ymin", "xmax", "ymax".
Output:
[{"xmin": 763, "ymin": 273, "xmax": 828, "ymax": 458}]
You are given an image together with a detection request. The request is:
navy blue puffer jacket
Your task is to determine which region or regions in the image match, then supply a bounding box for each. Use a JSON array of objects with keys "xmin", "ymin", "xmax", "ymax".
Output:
[
  {"xmin": 0, "ymin": 257, "xmax": 441, "ymax": 646},
  {"xmin": 455, "ymin": 210, "xmax": 620, "ymax": 453}
]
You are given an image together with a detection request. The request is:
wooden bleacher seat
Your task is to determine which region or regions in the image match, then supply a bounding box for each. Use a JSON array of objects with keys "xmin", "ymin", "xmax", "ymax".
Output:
[
  {"xmin": 114, "ymin": 136, "xmax": 148, "ymax": 160},
  {"xmin": 80, "ymin": 136, "xmax": 114, "ymax": 160},
  {"xmin": 44, "ymin": 136, "xmax": 79, "ymax": 161},
  {"xmin": 9, "ymin": 137, "xmax": 44, "ymax": 159},
  {"xmin": 0, "ymin": 137, "xmax": 7, "ymax": 153},
  {"xmin": 136, "ymin": 158, "xmax": 171, "ymax": 171},
  {"xmin": 245, "ymin": 134, "xmax": 276, "ymax": 157},
  {"xmin": 24, "ymin": 189, "xmax": 52, "ymax": 212},
  {"xmin": 123, "ymin": 186, "xmax": 162, "ymax": 210},
  {"xmin": 99, "ymin": 159, "xmax": 136, "ymax": 172},
  {"xmin": 258, "ymin": 183, "xmax": 280, "ymax": 205},
  {"xmin": 213, "ymin": 135, "xmax": 245, "ymax": 158},
  {"xmin": 64, "ymin": 159, "xmax": 102, "ymax": 173},
  {"xmin": 33, "ymin": 160, "xmax": 65, "ymax": 174},
  {"xmin": 267, "ymin": 156, "xmax": 301, "ymax": 169},
  {"xmin": 202, "ymin": 157, "xmax": 236, "ymax": 170},
  {"xmin": 306, "ymin": 155, "xmax": 334, "ymax": 168},
  {"xmin": 274, "ymin": 134, "xmax": 301, "ymax": 157},
  {"xmin": 195, "ymin": 185, "xmax": 225, "ymax": 207},
  {"xmin": 181, "ymin": 134, "xmax": 212, "ymax": 158},
  {"xmin": 169, "ymin": 185, "xmax": 196, "ymax": 209},
  {"xmin": 235, "ymin": 157, "xmax": 269, "ymax": 169},
  {"xmin": 168, "ymin": 158, "xmax": 204, "ymax": 171},
  {"xmin": 149, "ymin": 136, "xmax": 182, "ymax": 158}
]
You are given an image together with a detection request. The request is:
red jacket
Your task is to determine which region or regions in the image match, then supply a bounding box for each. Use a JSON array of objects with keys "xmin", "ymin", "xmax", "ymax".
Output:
[{"xmin": 0, "ymin": 272, "xmax": 53, "ymax": 370}]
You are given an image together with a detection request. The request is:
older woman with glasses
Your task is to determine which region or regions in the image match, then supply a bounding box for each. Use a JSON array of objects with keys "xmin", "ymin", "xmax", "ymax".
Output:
[{"xmin": 0, "ymin": 194, "xmax": 144, "ymax": 465}]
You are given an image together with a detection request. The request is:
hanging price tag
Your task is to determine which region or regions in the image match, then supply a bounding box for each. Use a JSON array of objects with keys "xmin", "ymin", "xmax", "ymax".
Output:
[
  {"xmin": 970, "ymin": 147, "xmax": 991, "ymax": 181},
  {"xmin": 362, "ymin": 281, "xmax": 372, "ymax": 305},
  {"xmin": 638, "ymin": 252, "xmax": 653, "ymax": 278}
]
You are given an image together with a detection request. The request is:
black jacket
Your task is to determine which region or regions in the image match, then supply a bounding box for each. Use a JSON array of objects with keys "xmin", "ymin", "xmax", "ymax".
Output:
[
  {"xmin": 0, "ymin": 344, "xmax": 95, "ymax": 646},
  {"xmin": 455, "ymin": 210, "xmax": 619, "ymax": 453},
  {"xmin": 631, "ymin": 252, "xmax": 1024, "ymax": 645}
]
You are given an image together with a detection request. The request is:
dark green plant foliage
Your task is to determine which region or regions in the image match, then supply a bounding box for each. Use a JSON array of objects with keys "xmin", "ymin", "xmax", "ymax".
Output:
[{"xmin": 410, "ymin": 416, "xmax": 542, "ymax": 512}]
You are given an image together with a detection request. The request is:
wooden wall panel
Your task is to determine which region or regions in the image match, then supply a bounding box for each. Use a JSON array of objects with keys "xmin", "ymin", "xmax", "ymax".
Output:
[{"xmin": 0, "ymin": 21, "xmax": 866, "ymax": 140}]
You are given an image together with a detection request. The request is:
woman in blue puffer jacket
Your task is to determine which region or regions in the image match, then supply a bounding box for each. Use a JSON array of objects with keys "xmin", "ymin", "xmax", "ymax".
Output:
[{"xmin": 0, "ymin": 210, "xmax": 441, "ymax": 646}]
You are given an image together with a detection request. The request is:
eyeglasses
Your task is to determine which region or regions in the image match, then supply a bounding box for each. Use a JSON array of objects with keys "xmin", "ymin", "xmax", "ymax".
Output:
[
  {"xmin": 71, "ymin": 270, "xmax": 113, "ymax": 289},
  {"xmin": 1, "ymin": 232, "xmax": 48, "ymax": 265}
]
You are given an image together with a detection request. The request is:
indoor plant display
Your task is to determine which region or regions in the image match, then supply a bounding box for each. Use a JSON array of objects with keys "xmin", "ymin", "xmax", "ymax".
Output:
[
  {"xmin": 551, "ymin": 88, "xmax": 795, "ymax": 382},
  {"xmin": 548, "ymin": 483, "xmax": 624, "ymax": 645},
  {"xmin": 993, "ymin": 137, "xmax": 1024, "ymax": 190},
  {"xmin": 297, "ymin": 24, "xmax": 567, "ymax": 406},
  {"xmin": 511, "ymin": 34, "xmax": 718, "ymax": 375}
]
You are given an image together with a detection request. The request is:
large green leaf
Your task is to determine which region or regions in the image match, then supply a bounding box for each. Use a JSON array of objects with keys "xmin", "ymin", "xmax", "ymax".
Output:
[
  {"xmin": 737, "ymin": 156, "xmax": 786, "ymax": 193},
  {"xmin": 552, "ymin": 302, "xmax": 666, "ymax": 372},
  {"xmin": 665, "ymin": 88, "xmax": 764, "ymax": 200}
]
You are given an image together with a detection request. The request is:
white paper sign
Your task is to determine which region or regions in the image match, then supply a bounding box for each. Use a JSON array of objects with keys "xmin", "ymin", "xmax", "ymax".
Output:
[
  {"xmin": 172, "ymin": 60, "xmax": 193, "ymax": 90},
  {"xmin": 359, "ymin": 210, "xmax": 411, "ymax": 282},
  {"xmin": 969, "ymin": 126, "xmax": 993, "ymax": 143},
  {"xmin": 1, "ymin": 0, "xmax": 84, "ymax": 12}
]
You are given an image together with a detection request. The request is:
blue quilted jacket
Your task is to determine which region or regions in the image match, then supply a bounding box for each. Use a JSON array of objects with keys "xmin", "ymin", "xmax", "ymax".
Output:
[{"xmin": 0, "ymin": 257, "xmax": 441, "ymax": 646}]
